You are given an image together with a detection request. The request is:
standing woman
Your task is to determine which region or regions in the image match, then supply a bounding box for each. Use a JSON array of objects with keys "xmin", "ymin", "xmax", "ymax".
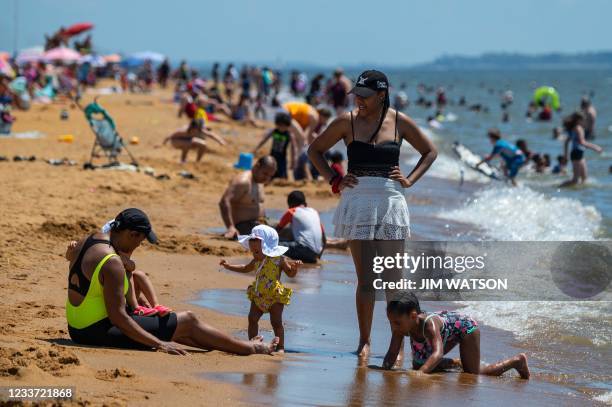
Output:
[
  {"xmin": 308, "ymin": 70, "xmax": 437, "ymax": 357},
  {"xmin": 560, "ymin": 111, "xmax": 603, "ymax": 187}
]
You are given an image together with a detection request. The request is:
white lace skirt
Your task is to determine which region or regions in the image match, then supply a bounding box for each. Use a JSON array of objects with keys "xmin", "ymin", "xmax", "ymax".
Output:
[{"xmin": 333, "ymin": 177, "xmax": 411, "ymax": 240}]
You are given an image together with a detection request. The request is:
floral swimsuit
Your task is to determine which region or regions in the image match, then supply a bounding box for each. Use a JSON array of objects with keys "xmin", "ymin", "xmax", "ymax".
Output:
[
  {"xmin": 247, "ymin": 256, "xmax": 292, "ymax": 313},
  {"xmin": 410, "ymin": 310, "xmax": 479, "ymax": 367}
]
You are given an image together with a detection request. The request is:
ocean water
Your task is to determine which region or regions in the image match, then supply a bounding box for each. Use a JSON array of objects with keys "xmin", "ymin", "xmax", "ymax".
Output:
[
  {"xmin": 383, "ymin": 70, "xmax": 612, "ymax": 404},
  {"xmin": 202, "ymin": 69, "xmax": 611, "ymax": 404},
  {"xmin": 384, "ymin": 69, "xmax": 612, "ymax": 241}
]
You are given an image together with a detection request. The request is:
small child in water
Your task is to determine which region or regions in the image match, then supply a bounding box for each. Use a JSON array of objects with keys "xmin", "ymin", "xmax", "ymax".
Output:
[
  {"xmin": 383, "ymin": 292, "xmax": 530, "ymax": 379},
  {"xmin": 220, "ymin": 225, "xmax": 301, "ymax": 353}
]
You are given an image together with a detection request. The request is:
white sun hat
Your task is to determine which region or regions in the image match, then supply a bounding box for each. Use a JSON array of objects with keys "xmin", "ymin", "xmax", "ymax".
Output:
[{"xmin": 238, "ymin": 225, "xmax": 288, "ymax": 257}]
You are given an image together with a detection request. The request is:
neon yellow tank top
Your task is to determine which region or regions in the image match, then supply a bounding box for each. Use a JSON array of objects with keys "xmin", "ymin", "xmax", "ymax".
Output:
[{"xmin": 66, "ymin": 253, "xmax": 128, "ymax": 329}]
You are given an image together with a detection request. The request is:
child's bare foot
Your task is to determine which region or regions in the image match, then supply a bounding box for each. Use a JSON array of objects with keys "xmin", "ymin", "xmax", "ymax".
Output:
[
  {"xmin": 252, "ymin": 336, "xmax": 279, "ymax": 354},
  {"xmin": 356, "ymin": 342, "xmax": 370, "ymax": 358},
  {"xmin": 515, "ymin": 353, "xmax": 530, "ymax": 379},
  {"xmin": 250, "ymin": 335, "xmax": 264, "ymax": 342},
  {"xmin": 393, "ymin": 350, "xmax": 404, "ymax": 369}
]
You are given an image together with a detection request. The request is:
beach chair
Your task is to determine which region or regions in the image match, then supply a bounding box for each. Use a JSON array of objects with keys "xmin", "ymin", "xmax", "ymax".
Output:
[{"xmin": 82, "ymin": 98, "xmax": 138, "ymax": 168}]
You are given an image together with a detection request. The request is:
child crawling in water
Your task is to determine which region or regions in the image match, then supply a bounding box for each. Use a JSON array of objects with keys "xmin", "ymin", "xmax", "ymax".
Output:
[
  {"xmin": 383, "ymin": 292, "xmax": 530, "ymax": 379},
  {"xmin": 220, "ymin": 225, "xmax": 301, "ymax": 353},
  {"xmin": 65, "ymin": 220, "xmax": 172, "ymax": 317}
]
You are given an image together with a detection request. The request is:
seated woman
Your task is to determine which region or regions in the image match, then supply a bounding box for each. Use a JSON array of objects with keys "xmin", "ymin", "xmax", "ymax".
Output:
[
  {"xmin": 66, "ymin": 208, "xmax": 278, "ymax": 355},
  {"xmin": 66, "ymin": 239, "xmax": 170, "ymax": 317}
]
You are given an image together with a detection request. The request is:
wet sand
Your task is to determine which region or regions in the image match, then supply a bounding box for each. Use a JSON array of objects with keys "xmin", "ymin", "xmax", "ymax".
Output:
[
  {"xmin": 194, "ymin": 252, "xmax": 600, "ymax": 406},
  {"xmin": 0, "ymin": 85, "xmax": 336, "ymax": 405},
  {"xmin": 0, "ymin": 83, "xmax": 606, "ymax": 405}
]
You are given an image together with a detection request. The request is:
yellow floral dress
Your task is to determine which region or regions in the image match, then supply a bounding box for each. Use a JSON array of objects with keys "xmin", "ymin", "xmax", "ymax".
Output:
[{"xmin": 247, "ymin": 256, "xmax": 292, "ymax": 313}]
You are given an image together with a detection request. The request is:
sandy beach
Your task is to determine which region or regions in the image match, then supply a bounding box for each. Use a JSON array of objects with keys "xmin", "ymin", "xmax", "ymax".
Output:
[
  {"xmin": 0, "ymin": 86, "xmax": 340, "ymax": 405},
  {"xmin": 1, "ymin": 85, "xmax": 609, "ymax": 406}
]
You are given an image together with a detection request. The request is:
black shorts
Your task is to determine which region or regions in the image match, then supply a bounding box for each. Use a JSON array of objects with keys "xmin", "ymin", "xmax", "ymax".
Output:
[
  {"xmin": 280, "ymin": 240, "xmax": 320, "ymax": 263},
  {"xmin": 235, "ymin": 220, "xmax": 260, "ymax": 235},
  {"xmin": 68, "ymin": 313, "xmax": 178, "ymax": 350},
  {"xmin": 570, "ymin": 149, "xmax": 584, "ymax": 161}
]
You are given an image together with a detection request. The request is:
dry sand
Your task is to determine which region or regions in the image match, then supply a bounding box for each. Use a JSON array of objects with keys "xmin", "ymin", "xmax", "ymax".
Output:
[{"xmin": 0, "ymin": 84, "xmax": 339, "ymax": 406}]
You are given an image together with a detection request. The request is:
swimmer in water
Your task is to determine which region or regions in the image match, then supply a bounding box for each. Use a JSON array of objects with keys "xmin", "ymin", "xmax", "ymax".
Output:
[
  {"xmin": 560, "ymin": 111, "xmax": 603, "ymax": 187},
  {"xmin": 478, "ymin": 128, "xmax": 525, "ymax": 187}
]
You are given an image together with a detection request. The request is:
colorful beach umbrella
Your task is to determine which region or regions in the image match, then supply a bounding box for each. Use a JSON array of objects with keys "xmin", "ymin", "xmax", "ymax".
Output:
[
  {"xmin": 44, "ymin": 47, "xmax": 82, "ymax": 62},
  {"xmin": 62, "ymin": 22, "xmax": 94, "ymax": 37},
  {"xmin": 0, "ymin": 59, "xmax": 15, "ymax": 78},
  {"xmin": 16, "ymin": 46, "xmax": 44, "ymax": 65}
]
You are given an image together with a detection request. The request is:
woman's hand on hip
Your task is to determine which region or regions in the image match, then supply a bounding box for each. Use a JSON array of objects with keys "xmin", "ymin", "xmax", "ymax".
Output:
[
  {"xmin": 339, "ymin": 173, "xmax": 359, "ymax": 191},
  {"xmin": 389, "ymin": 166, "xmax": 414, "ymax": 188}
]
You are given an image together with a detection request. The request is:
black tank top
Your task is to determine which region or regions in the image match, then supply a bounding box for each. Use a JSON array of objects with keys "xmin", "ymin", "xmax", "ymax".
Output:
[
  {"xmin": 347, "ymin": 109, "xmax": 401, "ymax": 178},
  {"xmin": 68, "ymin": 234, "xmax": 112, "ymax": 297}
]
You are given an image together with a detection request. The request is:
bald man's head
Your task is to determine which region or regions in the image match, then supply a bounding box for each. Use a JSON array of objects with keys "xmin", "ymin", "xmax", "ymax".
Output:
[{"xmin": 252, "ymin": 156, "xmax": 277, "ymax": 183}]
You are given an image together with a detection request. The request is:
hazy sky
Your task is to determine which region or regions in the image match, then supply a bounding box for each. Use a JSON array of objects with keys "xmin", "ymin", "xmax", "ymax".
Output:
[{"xmin": 1, "ymin": 0, "xmax": 610, "ymax": 66}]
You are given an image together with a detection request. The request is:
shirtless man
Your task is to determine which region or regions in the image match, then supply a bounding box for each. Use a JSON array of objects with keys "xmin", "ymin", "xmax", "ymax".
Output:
[
  {"xmin": 219, "ymin": 156, "xmax": 277, "ymax": 239},
  {"xmin": 327, "ymin": 68, "xmax": 352, "ymax": 116},
  {"xmin": 581, "ymin": 97, "xmax": 597, "ymax": 140}
]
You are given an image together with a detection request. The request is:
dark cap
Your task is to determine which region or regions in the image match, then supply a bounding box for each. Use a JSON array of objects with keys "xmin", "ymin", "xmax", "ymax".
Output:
[
  {"xmin": 114, "ymin": 208, "xmax": 158, "ymax": 244},
  {"xmin": 349, "ymin": 70, "xmax": 389, "ymax": 98}
]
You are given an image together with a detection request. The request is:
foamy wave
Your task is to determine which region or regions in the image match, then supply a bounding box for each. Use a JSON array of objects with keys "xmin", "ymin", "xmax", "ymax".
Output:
[
  {"xmin": 405, "ymin": 152, "xmax": 492, "ymax": 184},
  {"xmin": 457, "ymin": 301, "xmax": 612, "ymax": 348},
  {"xmin": 594, "ymin": 391, "xmax": 612, "ymax": 405},
  {"xmin": 437, "ymin": 186, "xmax": 602, "ymax": 240}
]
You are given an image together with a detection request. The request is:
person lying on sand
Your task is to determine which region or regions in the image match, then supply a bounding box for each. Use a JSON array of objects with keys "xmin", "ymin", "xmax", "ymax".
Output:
[
  {"xmin": 66, "ymin": 207, "xmax": 278, "ymax": 355},
  {"xmin": 219, "ymin": 156, "xmax": 277, "ymax": 239},
  {"xmin": 383, "ymin": 292, "xmax": 530, "ymax": 379}
]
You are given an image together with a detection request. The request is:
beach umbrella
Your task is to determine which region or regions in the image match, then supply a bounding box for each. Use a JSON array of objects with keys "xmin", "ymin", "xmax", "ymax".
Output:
[
  {"xmin": 62, "ymin": 22, "xmax": 94, "ymax": 37},
  {"xmin": 44, "ymin": 47, "xmax": 82, "ymax": 62},
  {"xmin": 0, "ymin": 59, "xmax": 15, "ymax": 78},
  {"xmin": 16, "ymin": 46, "xmax": 44, "ymax": 65},
  {"xmin": 80, "ymin": 54, "xmax": 106, "ymax": 67},
  {"xmin": 533, "ymin": 86, "xmax": 560, "ymax": 110},
  {"xmin": 103, "ymin": 54, "xmax": 121, "ymax": 63}
]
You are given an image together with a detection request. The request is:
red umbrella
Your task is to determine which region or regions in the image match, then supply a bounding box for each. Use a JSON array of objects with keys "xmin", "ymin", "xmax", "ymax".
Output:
[{"xmin": 62, "ymin": 22, "xmax": 94, "ymax": 37}]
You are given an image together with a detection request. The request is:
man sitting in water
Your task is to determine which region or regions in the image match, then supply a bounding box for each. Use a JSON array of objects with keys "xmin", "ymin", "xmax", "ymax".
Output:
[
  {"xmin": 276, "ymin": 190, "xmax": 348, "ymax": 263},
  {"xmin": 477, "ymin": 128, "xmax": 525, "ymax": 187},
  {"xmin": 219, "ymin": 156, "xmax": 277, "ymax": 239},
  {"xmin": 276, "ymin": 191, "xmax": 326, "ymax": 263},
  {"xmin": 66, "ymin": 207, "xmax": 278, "ymax": 355}
]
